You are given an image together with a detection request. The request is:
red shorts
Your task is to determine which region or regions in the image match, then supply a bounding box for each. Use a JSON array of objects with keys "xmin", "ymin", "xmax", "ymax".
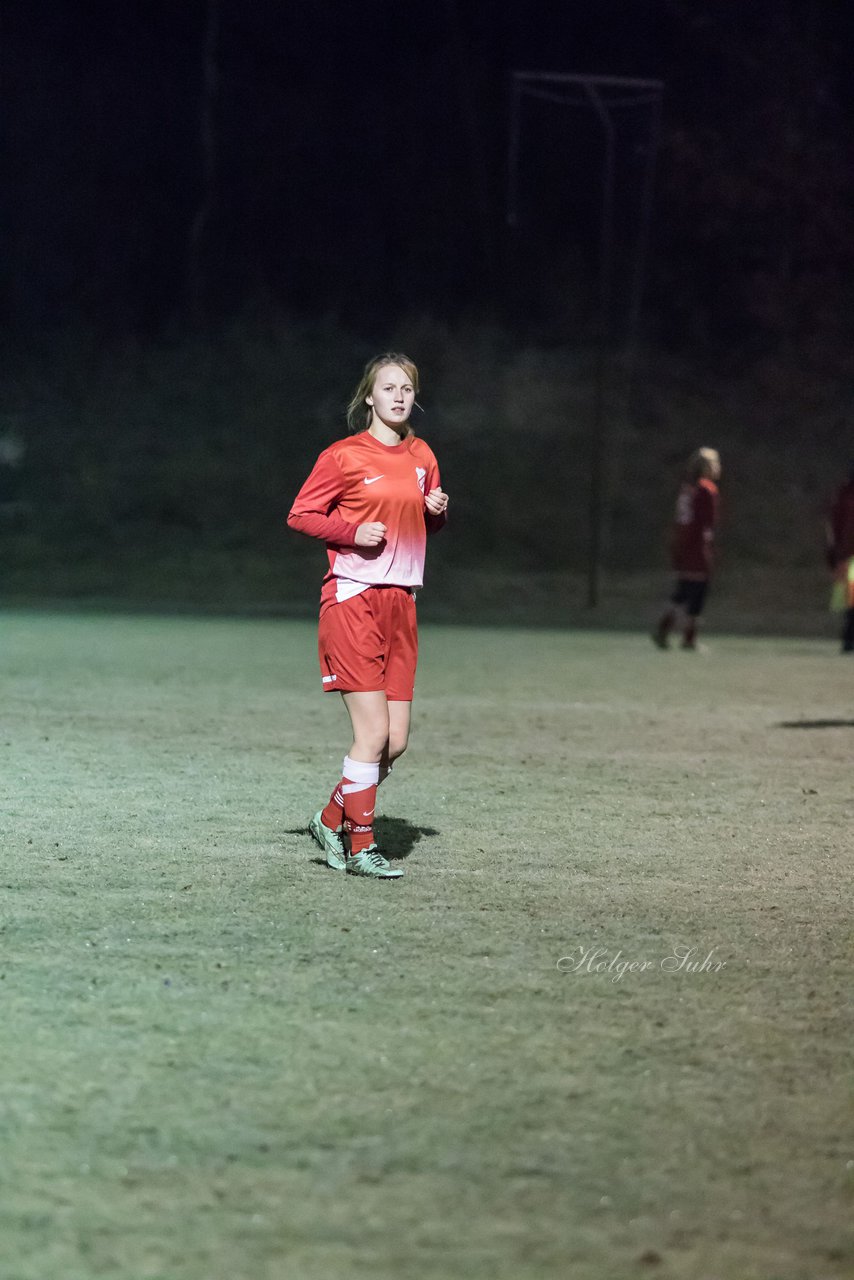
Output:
[{"xmin": 317, "ymin": 586, "xmax": 418, "ymax": 700}]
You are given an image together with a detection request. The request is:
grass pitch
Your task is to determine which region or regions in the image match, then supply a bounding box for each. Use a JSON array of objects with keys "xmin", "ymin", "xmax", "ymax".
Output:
[{"xmin": 1, "ymin": 609, "xmax": 852, "ymax": 1280}]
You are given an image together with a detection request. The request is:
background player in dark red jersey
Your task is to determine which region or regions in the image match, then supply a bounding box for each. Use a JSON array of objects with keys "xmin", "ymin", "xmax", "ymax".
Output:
[
  {"xmin": 653, "ymin": 447, "xmax": 721, "ymax": 651},
  {"xmin": 288, "ymin": 353, "xmax": 448, "ymax": 878},
  {"xmin": 825, "ymin": 461, "xmax": 854, "ymax": 652}
]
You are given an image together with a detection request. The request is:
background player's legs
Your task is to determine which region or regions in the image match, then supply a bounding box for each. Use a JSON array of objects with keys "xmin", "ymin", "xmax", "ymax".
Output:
[
  {"xmin": 653, "ymin": 581, "xmax": 685, "ymax": 649},
  {"xmin": 681, "ymin": 581, "xmax": 709, "ymax": 649},
  {"xmin": 842, "ymin": 607, "xmax": 854, "ymax": 653},
  {"xmin": 682, "ymin": 611, "xmax": 700, "ymax": 649}
]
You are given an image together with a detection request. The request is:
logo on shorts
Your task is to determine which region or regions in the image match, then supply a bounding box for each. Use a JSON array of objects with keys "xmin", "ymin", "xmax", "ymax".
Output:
[
  {"xmin": 363, "ymin": 474, "xmax": 384, "ymax": 485},
  {"xmin": 322, "ymin": 674, "xmax": 337, "ymax": 683},
  {"xmin": 415, "ymin": 466, "xmax": 427, "ymax": 494}
]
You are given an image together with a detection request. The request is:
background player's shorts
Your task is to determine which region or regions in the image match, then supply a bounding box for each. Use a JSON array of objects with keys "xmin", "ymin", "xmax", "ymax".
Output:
[
  {"xmin": 318, "ymin": 585, "xmax": 418, "ymax": 700},
  {"xmin": 671, "ymin": 577, "xmax": 709, "ymax": 617}
]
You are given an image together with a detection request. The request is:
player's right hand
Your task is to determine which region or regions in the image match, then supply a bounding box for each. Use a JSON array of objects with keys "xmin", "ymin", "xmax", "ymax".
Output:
[{"xmin": 355, "ymin": 521, "xmax": 387, "ymax": 547}]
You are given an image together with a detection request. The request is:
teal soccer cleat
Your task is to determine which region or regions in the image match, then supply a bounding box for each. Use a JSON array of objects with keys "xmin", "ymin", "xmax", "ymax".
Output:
[
  {"xmin": 345, "ymin": 846, "xmax": 404, "ymax": 879},
  {"xmin": 309, "ymin": 811, "xmax": 347, "ymax": 871}
]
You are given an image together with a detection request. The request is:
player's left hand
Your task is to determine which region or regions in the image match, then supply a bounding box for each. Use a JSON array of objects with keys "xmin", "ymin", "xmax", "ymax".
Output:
[{"xmin": 425, "ymin": 487, "xmax": 449, "ymax": 515}]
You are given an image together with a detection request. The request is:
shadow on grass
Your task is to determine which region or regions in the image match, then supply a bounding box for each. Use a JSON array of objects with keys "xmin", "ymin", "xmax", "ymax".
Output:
[
  {"xmin": 778, "ymin": 719, "xmax": 854, "ymax": 729},
  {"xmin": 375, "ymin": 817, "xmax": 440, "ymax": 861}
]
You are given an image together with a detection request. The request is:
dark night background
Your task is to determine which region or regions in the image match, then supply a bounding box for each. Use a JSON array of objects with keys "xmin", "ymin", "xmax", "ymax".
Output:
[{"xmin": 3, "ymin": 0, "xmax": 854, "ymax": 623}]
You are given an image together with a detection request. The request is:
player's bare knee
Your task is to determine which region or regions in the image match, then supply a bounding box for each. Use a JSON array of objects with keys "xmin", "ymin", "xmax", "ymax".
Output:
[{"xmin": 353, "ymin": 726, "xmax": 389, "ymax": 761}]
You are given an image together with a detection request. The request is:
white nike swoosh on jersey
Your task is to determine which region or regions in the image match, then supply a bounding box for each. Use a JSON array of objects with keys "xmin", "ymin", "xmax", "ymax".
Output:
[{"xmin": 363, "ymin": 475, "xmax": 384, "ymax": 485}]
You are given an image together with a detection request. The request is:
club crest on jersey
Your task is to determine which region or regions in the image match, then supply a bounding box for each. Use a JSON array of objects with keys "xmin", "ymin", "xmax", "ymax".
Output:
[{"xmin": 415, "ymin": 466, "xmax": 427, "ymax": 494}]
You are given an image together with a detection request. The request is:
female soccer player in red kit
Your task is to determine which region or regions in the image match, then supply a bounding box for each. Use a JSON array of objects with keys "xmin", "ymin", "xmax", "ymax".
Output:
[
  {"xmin": 653, "ymin": 447, "xmax": 721, "ymax": 651},
  {"xmin": 287, "ymin": 353, "xmax": 448, "ymax": 878}
]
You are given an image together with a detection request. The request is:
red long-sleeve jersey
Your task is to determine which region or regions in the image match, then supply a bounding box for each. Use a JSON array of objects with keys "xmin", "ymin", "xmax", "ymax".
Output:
[
  {"xmin": 670, "ymin": 477, "xmax": 718, "ymax": 578},
  {"xmin": 288, "ymin": 431, "xmax": 444, "ymax": 614}
]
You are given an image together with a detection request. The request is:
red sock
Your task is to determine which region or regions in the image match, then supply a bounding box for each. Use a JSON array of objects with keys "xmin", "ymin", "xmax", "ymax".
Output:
[
  {"xmin": 683, "ymin": 619, "xmax": 698, "ymax": 647},
  {"xmin": 321, "ymin": 783, "xmax": 344, "ymax": 832},
  {"xmin": 340, "ymin": 757, "xmax": 379, "ymax": 855},
  {"xmin": 321, "ymin": 761, "xmax": 391, "ymax": 832}
]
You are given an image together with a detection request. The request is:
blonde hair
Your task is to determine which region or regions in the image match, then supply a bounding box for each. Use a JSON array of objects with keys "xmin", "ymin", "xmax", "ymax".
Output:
[
  {"xmin": 687, "ymin": 447, "xmax": 721, "ymax": 482},
  {"xmin": 346, "ymin": 352, "xmax": 420, "ymax": 435}
]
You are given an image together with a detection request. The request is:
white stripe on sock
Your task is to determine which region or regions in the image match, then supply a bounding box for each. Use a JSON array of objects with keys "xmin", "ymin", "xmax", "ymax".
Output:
[{"xmin": 342, "ymin": 756, "xmax": 380, "ymax": 791}]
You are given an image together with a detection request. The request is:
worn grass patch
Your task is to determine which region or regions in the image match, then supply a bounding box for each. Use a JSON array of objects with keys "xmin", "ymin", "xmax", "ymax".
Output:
[{"xmin": 1, "ymin": 611, "xmax": 852, "ymax": 1280}]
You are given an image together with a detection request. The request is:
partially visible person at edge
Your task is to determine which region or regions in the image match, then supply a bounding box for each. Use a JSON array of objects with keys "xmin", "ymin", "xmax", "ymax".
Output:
[
  {"xmin": 287, "ymin": 352, "xmax": 448, "ymax": 879},
  {"xmin": 825, "ymin": 460, "xmax": 854, "ymax": 653},
  {"xmin": 653, "ymin": 447, "xmax": 721, "ymax": 652}
]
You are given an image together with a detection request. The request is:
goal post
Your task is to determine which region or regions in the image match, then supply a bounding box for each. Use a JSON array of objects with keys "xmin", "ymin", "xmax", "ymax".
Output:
[{"xmin": 508, "ymin": 72, "xmax": 664, "ymax": 607}]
